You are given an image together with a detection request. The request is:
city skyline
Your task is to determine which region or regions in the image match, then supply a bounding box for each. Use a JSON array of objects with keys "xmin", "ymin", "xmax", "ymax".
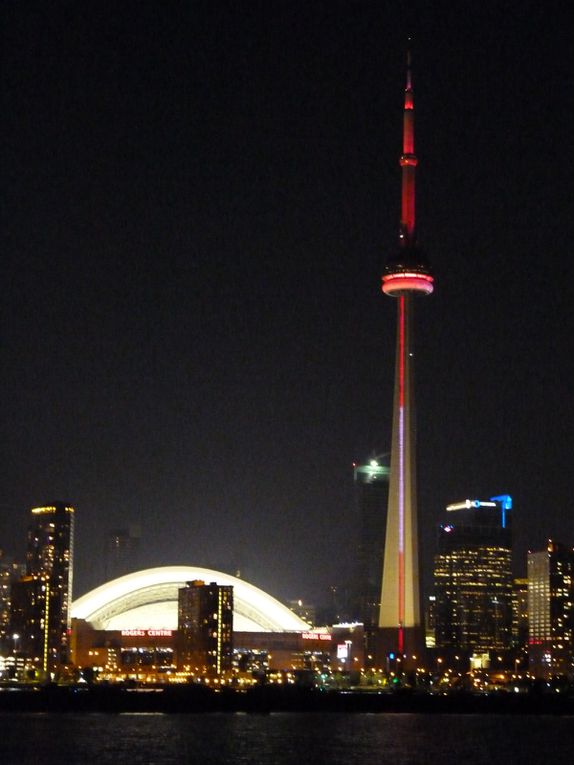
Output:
[{"xmin": 1, "ymin": 3, "xmax": 573, "ymax": 604}]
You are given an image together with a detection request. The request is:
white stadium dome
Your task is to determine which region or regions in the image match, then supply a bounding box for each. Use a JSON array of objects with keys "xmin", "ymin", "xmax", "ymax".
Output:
[{"xmin": 71, "ymin": 566, "xmax": 309, "ymax": 633}]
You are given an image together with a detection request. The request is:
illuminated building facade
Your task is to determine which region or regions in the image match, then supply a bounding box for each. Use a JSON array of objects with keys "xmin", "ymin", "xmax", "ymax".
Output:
[
  {"xmin": 434, "ymin": 496, "xmax": 513, "ymax": 658},
  {"xmin": 512, "ymin": 577, "xmax": 529, "ymax": 650},
  {"xmin": 528, "ymin": 541, "xmax": 574, "ymax": 678},
  {"xmin": 0, "ymin": 552, "xmax": 25, "ymax": 652},
  {"xmin": 234, "ymin": 624, "xmax": 365, "ymax": 674},
  {"xmin": 354, "ymin": 459, "xmax": 389, "ymax": 628},
  {"xmin": 71, "ymin": 617, "xmax": 365, "ymax": 680},
  {"xmin": 424, "ymin": 594, "xmax": 437, "ymax": 649},
  {"xmin": 177, "ymin": 580, "xmax": 233, "ymax": 675},
  {"xmin": 10, "ymin": 502, "xmax": 75, "ymax": 672},
  {"xmin": 71, "ymin": 619, "xmax": 174, "ymax": 677},
  {"xmin": 378, "ymin": 50, "xmax": 433, "ymax": 661}
]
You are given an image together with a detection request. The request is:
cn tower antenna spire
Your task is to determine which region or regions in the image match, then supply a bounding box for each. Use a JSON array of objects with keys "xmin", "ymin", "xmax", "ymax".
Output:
[{"xmin": 400, "ymin": 41, "xmax": 417, "ymax": 247}]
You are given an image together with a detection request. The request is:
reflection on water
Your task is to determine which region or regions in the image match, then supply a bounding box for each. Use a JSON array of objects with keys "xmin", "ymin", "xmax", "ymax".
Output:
[{"xmin": 0, "ymin": 712, "xmax": 573, "ymax": 765}]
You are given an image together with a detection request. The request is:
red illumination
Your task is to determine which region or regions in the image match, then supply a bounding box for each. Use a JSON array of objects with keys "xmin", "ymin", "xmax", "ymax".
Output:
[
  {"xmin": 121, "ymin": 629, "xmax": 173, "ymax": 638},
  {"xmin": 382, "ymin": 273, "xmax": 434, "ymax": 295},
  {"xmin": 302, "ymin": 632, "xmax": 332, "ymax": 641},
  {"xmin": 401, "ymin": 59, "xmax": 416, "ymax": 237}
]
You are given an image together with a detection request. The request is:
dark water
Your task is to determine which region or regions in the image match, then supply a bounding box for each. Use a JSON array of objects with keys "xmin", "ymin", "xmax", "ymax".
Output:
[{"xmin": 1, "ymin": 713, "xmax": 573, "ymax": 764}]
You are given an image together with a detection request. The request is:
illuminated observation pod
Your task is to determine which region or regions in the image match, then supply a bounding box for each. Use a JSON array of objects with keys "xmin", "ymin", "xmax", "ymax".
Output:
[
  {"xmin": 382, "ymin": 246, "xmax": 434, "ymax": 296},
  {"xmin": 382, "ymin": 270, "xmax": 434, "ymax": 295}
]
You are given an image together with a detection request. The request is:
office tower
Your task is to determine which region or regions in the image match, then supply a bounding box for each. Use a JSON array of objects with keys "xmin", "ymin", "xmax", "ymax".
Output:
[
  {"xmin": 353, "ymin": 459, "xmax": 389, "ymax": 627},
  {"xmin": 104, "ymin": 526, "xmax": 141, "ymax": 582},
  {"xmin": 512, "ymin": 577, "xmax": 529, "ymax": 649},
  {"xmin": 528, "ymin": 540, "xmax": 574, "ymax": 678},
  {"xmin": 177, "ymin": 580, "xmax": 233, "ymax": 676},
  {"xmin": 434, "ymin": 497, "xmax": 513, "ymax": 659},
  {"xmin": 0, "ymin": 552, "xmax": 25, "ymax": 652},
  {"xmin": 10, "ymin": 502, "xmax": 75, "ymax": 672},
  {"xmin": 378, "ymin": 49, "xmax": 434, "ymax": 660}
]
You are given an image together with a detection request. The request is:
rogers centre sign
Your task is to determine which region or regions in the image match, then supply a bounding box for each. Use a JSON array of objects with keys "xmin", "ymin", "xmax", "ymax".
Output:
[
  {"xmin": 121, "ymin": 629, "xmax": 173, "ymax": 638},
  {"xmin": 301, "ymin": 632, "xmax": 332, "ymax": 641}
]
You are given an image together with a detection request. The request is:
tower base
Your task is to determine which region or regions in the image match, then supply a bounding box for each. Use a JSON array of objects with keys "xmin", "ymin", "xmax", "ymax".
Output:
[{"xmin": 371, "ymin": 626, "xmax": 426, "ymax": 673}]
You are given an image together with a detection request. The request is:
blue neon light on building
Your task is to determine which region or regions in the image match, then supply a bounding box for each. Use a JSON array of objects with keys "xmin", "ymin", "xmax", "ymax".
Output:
[{"xmin": 490, "ymin": 494, "xmax": 512, "ymax": 529}]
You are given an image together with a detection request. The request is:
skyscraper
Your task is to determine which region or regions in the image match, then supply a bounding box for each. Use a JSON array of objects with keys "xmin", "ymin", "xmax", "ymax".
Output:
[
  {"xmin": 0, "ymin": 551, "xmax": 25, "ymax": 653},
  {"xmin": 353, "ymin": 458, "xmax": 389, "ymax": 627},
  {"xmin": 104, "ymin": 526, "xmax": 141, "ymax": 582},
  {"xmin": 434, "ymin": 497, "xmax": 513, "ymax": 660},
  {"xmin": 378, "ymin": 49, "xmax": 433, "ymax": 660},
  {"xmin": 10, "ymin": 502, "xmax": 75, "ymax": 673},
  {"xmin": 177, "ymin": 580, "xmax": 233, "ymax": 676},
  {"xmin": 512, "ymin": 577, "xmax": 529, "ymax": 650},
  {"xmin": 528, "ymin": 540, "xmax": 574, "ymax": 678}
]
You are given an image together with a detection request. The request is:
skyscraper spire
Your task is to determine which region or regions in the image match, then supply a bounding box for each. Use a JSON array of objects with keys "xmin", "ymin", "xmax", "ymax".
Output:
[{"xmin": 378, "ymin": 44, "xmax": 434, "ymax": 665}]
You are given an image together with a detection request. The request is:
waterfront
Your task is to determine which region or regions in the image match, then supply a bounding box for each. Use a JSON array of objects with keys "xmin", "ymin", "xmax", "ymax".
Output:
[{"xmin": 1, "ymin": 712, "xmax": 573, "ymax": 765}]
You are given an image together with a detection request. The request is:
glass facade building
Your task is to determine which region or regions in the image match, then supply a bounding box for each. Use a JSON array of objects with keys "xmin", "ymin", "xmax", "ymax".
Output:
[
  {"xmin": 528, "ymin": 540, "xmax": 574, "ymax": 677},
  {"xmin": 434, "ymin": 497, "xmax": 513, "ymax": 657}
]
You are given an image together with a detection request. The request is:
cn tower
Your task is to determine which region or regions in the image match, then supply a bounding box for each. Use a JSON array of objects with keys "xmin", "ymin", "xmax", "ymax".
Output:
[{"xmin": 378, "ymin": 49, "xmax": 433, "ymax": 662}]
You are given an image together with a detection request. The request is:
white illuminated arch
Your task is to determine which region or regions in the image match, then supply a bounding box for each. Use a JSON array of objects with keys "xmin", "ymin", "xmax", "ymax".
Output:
[{"xmin": 71, "ymin": 566, "xmax": 309, "ymax": 633}]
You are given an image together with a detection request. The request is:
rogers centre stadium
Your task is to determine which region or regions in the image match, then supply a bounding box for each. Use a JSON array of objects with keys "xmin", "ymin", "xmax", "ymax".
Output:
[
  {"xmin": 69, "ymin": 566, "xmax": 364, "ymax": 674},
  {"xmin": 71, "ymin": 566, "xmax": 310, "ymax": 632}
]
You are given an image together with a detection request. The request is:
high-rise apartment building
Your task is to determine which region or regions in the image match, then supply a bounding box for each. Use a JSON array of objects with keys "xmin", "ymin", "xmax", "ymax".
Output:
[
  {"xmin": 434, "ymin": 496, "xmax": 513, "ymax": 660},
  {"xmin": 528, "ymin": 540, "xmax": 574, "ymax": 678},
  {"xmin": 353, "ymin": 459, "xmax": 389, "ymax": 627},
  {"xmin": 10, "ymin": 502, "xmax": 75, "ymax": 672},
  {"xmin": 512, "ymin": 577, "xmax": 529, "ymax": 650},
  {"xmin": 177, "ymin": 580, "xmax": 233, "ymax": 676},
  {"xmin": 0, "ymin": 552, "xmax": 25, "ymax": 652}
]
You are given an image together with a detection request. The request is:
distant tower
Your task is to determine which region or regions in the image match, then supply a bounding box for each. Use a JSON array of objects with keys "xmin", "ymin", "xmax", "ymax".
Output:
[
  {"xmin": 378, "ymin": 47, "xmax": 433, "ymax": 660},
  {"xmin": 10, "ymin": 502, "xmax": 75, "ymax": 672},
  {"xmin": 353, "ymin": 458, "xmax": 390, "ymax": 627},
  {"xmin": 104, "ymin": 526, "xmax": 141, "ymax": 582},
  {"xmin": 434, "ymin": 496, "xmax": 513, "ymax": 661}
]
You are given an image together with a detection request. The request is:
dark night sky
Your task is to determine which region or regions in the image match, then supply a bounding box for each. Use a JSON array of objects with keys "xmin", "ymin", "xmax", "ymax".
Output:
[{"xmin": 1, "ymin": 1, "xmax": 573, "ymax": 605}]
